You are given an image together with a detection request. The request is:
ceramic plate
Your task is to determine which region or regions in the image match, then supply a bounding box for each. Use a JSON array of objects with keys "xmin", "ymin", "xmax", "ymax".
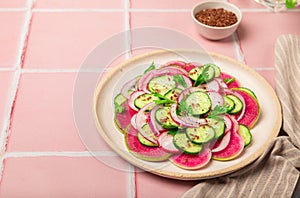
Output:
[{"xmin": 93, "ymin": 49, "xmax": 281, "ymax": 180}]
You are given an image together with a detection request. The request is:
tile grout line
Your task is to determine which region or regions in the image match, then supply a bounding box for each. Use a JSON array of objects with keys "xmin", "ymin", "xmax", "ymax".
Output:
[
  {"xmin": 0, "ymin": 0, "xmax": 34, "ymax": 181},
  {"xmin": 3, "ymin": 151, "xmax": 118, "ymax": 158},
  {"xmin": 232, "ymin": 32, "xmax": 246, "ymax": 63},
  {"xmin": 124, "ymin": 1, "xmax": 136, "ymax": 198}
]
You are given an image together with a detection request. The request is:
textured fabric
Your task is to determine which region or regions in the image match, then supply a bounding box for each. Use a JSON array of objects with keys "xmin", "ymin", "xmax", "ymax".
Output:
[{"xmin": 181, "ymin": 34, "xmax": 300, "ymax": 198}]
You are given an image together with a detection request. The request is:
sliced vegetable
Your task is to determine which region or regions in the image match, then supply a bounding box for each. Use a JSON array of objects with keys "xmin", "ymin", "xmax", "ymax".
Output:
[
  {"xmin": 186, "ymin": 125, "xmax": 215, "ymax": 144},
  {"xmin": 173, "ymin": 132, "xmax": 203, "ymax": 154},
  {"xmin": 185, "ymin": 91, "xmax": 212, "ymax": 115}
]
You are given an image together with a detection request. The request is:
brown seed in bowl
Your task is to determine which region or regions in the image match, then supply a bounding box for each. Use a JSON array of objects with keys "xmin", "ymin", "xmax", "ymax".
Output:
[{"xmin": 195, "ymin": 8, "xmax": 238, "ymax": 27}]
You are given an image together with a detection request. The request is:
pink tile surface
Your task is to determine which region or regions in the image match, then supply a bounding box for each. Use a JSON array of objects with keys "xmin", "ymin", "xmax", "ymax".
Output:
[
  {"xmin": 228, "ymin": 0, "xmax": 265, "ymax": 9},
  {"xmin": 0, "ymin": 12, "xmax": 26, "ymax": 68},
  {"xmin": 130, "ymin": 11, "xmax": 237, "ymax": 59},
  {"xmin": 24, "ymin": 12, "xmax": 125, "ymax": 69},
  {"xmin": 0, "ymin": 156, "xmax": 130, "ymax": 197},
  {"xmin": 136, "ymin": 171, "xmax": 198, "ymax": 198},
  {"xmin": 7, "ymin": 73, "xmax": 111, "ymax": 152},
  {"xmin": 130, "ymin": 0, "xmax": 204, "ymax": 9},
  {"xmin": 1, "ymin": 0, "xmax": 299, "ymax": 197},
  {"xmin": 34, "ymin": 0, "xmax": 124, "ymax": 9},
  {"xmin": 0, "ymin": 72, "xmax": 14, "ymax": 136},
  {"xmin": 0, "ymin": 0, "xmax": 27, "ymax": 8},
  {"xmin": 237, "ymin": 12, "xmax": 300, "ymax": 68}
]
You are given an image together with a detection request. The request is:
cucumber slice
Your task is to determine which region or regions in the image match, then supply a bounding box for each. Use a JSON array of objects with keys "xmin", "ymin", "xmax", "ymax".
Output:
[
  {"xmin": 185, "ymin": 91, "xmax": 212, "ymax": 115},
  {"xmin": 224, "ymin": 95, "xmax": 235, "ymax": 112},
  {"xmin": 155, "ymin": 107, "xmax": 178, "ymax": 129},
  {"xmin": 137, "ymin": 132, "xmax": 158, "ymax": 147},
  {"xmin": 164, "ymin": 88, "xmax": 182, "ymax": 102},
  {"xmin": 148, "ymin": 75, "xmax": 176, "ymax": 95},
  {"xmin": 207, "ymin": 118, "xmax": 225, "ymax": 139},
  {"xmin": 173, "ymin": 132, "xmax": 202, "ymax": 154},
  {"xmin": 238, "ymin": 124, "xmax": 252, "ymax": 147},
  {"xmin": 134, "ymin": 93, "xmax": 159, "ymax": 109},
  {"xmin": 137, "ymin": 124, "xmax": 158, "ymax": 147},
  {"xmin": 188, "ymin": 67, "xmax": 202, "ymax": 81},
  {"xmin": 203, "ymin": 63, "xmax": 221, "ymax": 77},
  {"xmin": 226, "ymin": 94, "xmax": 243, "ymax": 114},
  {"xmin": 186, "ymin": 125, "xmax": 215, "ymax": 144},
  {"xmin": 114, "ymin": 93, "xmax": 127, "ymax": 106}
]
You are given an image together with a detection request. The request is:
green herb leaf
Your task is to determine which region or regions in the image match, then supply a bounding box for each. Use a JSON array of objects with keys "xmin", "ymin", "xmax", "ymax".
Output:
[
  {"xmin": 167, "ymin": 130, "xmax": 177, "ymax": 136},
  {"xmin": 173, "ymin": 74, "xmax": 187, "ymax": 88},
  {"xmin": 114, "ymin": 102, "xmax": 125, "ymax": 113},
  {"xmin": 194, "ymin": 66, "xmax": 210, "ymax": 86},
  {"xmin": 207, "ymin": 105, "xmax": 229, "ymax": 119},
  {"xmin": 144, "ymin": 61, "xmax": 155, "ymax": 74},
  {"xmin": 178, "ymin": 100, "xmax": 193, "ymax": 116},
  {"xmin": 153, "ymin": 93, "xmax": 175, "ymax": 105},
  {"xmin": 223, "ymin": 77, "xmax": 235, "ymax": 84}
]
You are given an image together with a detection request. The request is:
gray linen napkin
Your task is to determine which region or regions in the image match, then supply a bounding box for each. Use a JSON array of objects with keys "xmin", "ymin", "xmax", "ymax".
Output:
[{"xmin": 180, "ymin": 34, "xmax": 300, "ymax": 198}]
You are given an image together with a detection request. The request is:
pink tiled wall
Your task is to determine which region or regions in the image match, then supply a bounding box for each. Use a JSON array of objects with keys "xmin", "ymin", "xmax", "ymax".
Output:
[{"xmin": 0, "ymin": 0, "xmax": 299, "ymax": 197}]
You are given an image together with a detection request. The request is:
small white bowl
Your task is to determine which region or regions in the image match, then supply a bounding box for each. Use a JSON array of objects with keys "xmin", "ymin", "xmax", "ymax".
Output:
[{"xmin": 191, "ymin": 1, "xmax": 242, "ymax": 40}]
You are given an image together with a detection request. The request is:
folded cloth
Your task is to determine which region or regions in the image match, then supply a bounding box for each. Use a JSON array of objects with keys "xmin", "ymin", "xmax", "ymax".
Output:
[{"xmin": 180, "ymin": 34, "xmax": 300, "ymax": 198}]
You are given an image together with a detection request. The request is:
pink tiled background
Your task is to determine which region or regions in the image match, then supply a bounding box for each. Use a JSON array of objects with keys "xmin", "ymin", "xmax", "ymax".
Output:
[{"xmin": 0, "ymin": 0, "xmax": 299, "ymax": 197}]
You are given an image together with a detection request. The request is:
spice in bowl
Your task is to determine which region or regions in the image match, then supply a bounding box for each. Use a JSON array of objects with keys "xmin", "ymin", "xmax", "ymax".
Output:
[{"xmin": 195, "ymin": 8, "xmax": 238, "ymax": 27}]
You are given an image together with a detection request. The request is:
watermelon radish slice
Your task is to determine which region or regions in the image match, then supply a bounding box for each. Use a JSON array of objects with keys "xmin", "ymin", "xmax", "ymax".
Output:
[
  {"xmin": 233, "ymin": 89, "xmax": 260, "ymax": 129},
  {"xmin": 115, "ymin": 101, "xmax": 134, "ymax": 134},
  {"xmin": 125, "ymin": 126, "xmax": 172, "ymax": 162},
  {"xmin": 212, "ymin": 117, "xmax": 244, "ymax": 161},
  {"xmin": 170, "ymin": 148, "xmax": 212, "ymax": 170},
  {"xmin": 220, "ymin": 73, "xmax": 240, "ymax": 88}
]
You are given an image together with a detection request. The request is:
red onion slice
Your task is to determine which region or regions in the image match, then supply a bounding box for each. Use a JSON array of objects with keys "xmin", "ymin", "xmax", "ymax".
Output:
[
  {"xmin": 223, "ymin": 115, "xmax": 233, "ymax": 132},
  {"xmin": 177, "ymin": 86, "xmax": 205, "ymax": 102},
  {"xmin": 128, "ymin": 91, "xmax": 145, "ymax": 112},
  {"xmin": 149, "ymin": 105, "xmax": 164, "ymax": 135},
  {"xmin": 121, "ymin": 77, "xmax": 138, "ymax": 99},
  {"xmin": 211, "ymin": 131, "xmax": 231, "ymax": 153},
  {"xmin": 169, "ymin": 103, "xmax": 207, "ymax": 128}
]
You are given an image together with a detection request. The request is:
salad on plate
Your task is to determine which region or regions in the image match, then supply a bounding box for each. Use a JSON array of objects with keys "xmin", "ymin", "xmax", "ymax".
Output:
[{"xmin": 113, "ymin": 60, "xmax": 260, "ymax": 170}]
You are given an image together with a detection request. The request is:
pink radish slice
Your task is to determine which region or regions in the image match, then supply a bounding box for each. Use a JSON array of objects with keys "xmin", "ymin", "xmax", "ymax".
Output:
[
  {"xmin": 211, "ymin": 131, "xmax": 231, "ymax": 152},
  {"xmin": 207, "ymin": 91, "xmax": 224, "ymax": 108},
  {"xmin": 206, "ymin": 79, "xmax": 220, "ymax": 92},
  {"xmin": 149, "ymin": 105, "xmax": 165, "ymax": 135},
  {"xmin": 158, "ymin": 132, "xmax": 180, "ymax": 153},
  {"xmin": 223, "ymin": 115, "xmax": 233, "ymax": 132},
  {"xmin": 135, "ymin": 102, "xmax": 158, "ymax": 144},
  {"xmin": 121, "ymin": 77, "xmax": 138, "ymax": 99},
  {"xmin": 128, "ymin": 91, "xmax": 145, "ymax": 111}
]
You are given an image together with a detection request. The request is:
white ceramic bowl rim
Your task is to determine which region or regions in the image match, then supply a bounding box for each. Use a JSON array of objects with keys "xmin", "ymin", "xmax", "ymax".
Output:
[{"xmin": 191, "ymin": 1, "xmax": 242, "ymax": 30}]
